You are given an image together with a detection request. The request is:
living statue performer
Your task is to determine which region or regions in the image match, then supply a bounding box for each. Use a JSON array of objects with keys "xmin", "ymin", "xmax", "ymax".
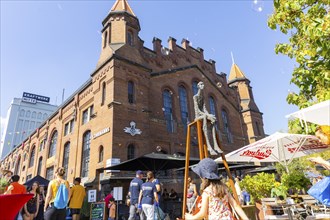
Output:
[{"xmin": 193, "ymin": 81, "xmax": 222, "ymax": 155}]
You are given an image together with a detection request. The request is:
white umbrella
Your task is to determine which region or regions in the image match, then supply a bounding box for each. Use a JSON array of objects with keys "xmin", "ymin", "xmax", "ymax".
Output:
[
  {"xmin": 286, "ymin": 100, "xmax": 330, "ymax": 126},
  {"xmin": 215, "ymin": 132, "xmax": 330, "ymax": 172}
]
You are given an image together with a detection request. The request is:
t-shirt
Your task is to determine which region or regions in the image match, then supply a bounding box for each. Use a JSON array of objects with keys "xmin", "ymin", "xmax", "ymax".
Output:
[
  {"xmin": 10, "ymin": 182, "xmax": 27, "ymax": 194},
  {"xmin": 203, "ymin": 185, "xmax": 233, "ymax": 219},
  {"xmin": 69, "ymin": 184, "xmax": 86, "ymax": 208},
  {"xmin": 152, "ymin": 178, "xmax": 161, "ymax": 201},
  {"xmin": 129, "ymin": 177, "xmax": 143, "ymax": 205},
  {"xmin": 49, "ymin": 179, "xmax": 70, "ymax": 203},
  {"xmin": 104, "ymin": 194, "xmax": 113, "ymax": 208},
  {"xmin": 141, "ymin": 182, "xmax": 156, "ymax": 205}
]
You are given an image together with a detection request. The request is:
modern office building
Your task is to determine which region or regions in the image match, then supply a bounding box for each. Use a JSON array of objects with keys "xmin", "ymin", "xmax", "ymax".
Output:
[
  {"xmin": 0, "ymin": 0, "xmax": 265, "ymax": 195},
  {"xmin": 0, "ymin": 94, "xmax": 57, "ymax": 159}
]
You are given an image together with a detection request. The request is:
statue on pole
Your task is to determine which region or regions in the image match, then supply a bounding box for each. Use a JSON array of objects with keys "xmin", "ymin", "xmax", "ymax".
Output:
[{"xmin": 193, "ymin": 81, "xmax": 222, "ymax": 155}]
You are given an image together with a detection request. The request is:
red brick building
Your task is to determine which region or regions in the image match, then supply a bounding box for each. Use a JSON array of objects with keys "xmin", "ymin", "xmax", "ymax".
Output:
[{"xmin": 1, "ymin": 0, "xmax": 265, "ymax": 194}]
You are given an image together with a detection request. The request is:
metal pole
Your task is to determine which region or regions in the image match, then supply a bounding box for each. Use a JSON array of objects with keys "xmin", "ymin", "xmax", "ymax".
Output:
[{"xmin": 182, "ymin": 121, "xmax": 193, "ymax": 219}]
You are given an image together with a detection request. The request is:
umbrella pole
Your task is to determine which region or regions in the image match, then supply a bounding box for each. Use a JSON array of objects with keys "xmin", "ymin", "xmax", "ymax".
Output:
[{"xmin": 279, "ymin": 139, "xmax": 290, "ymax": 174}]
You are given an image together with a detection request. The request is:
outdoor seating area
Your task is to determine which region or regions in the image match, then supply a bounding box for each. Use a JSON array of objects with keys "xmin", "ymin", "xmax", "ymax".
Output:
[{"xmin": 259, "ymin": 195, "xmax": 330, "ymax": 220}]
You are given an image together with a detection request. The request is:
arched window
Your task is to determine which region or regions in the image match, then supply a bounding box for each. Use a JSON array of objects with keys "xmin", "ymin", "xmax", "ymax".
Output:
[
  {"xmin": 221, "ymin": 110, "xmax": 233, "ymax": 143},
  {"xmin": 37, "ymin": 157, "xmax": 43, "ymax": 175},
  {"xmin": 20, "ymin": 109, "xmax": 25, "ymax": 117},
  {"xmin": 81, "ymin": 131, "xmax": 91, "ymax": 178},
  {"xmin": 46, "ymin": 166, "xmax": 54, "ymax": 180},
  {"xmin": 37, "ymin": 112, "xmax": 42, "ymax": 119},
  {"xmin": 101, "ymin": 82, "xmax": 106, "ymax": 106},
  {"xmin": 43, "ymin": 113, "xmax": 48, "ymax": 120},
  {"xmin": 62, "ymin": 142, "xmax": 70, "ymax": 179},
  {"xmin": 179, "ymin": 85, "xmax": 189, "ymax": 131},
  {"xmin": 32, "ymin": 111, "xmax": 36, "ymax": 119},
  {"xmin": 163, "ymin": 89, "xmax": 174, "ymax": 133},
  {"xmin": 14, "ymin": 156, "xmax": 21, "ymax": 175},
  {"xmin": 209, "ymin": 96, "xmax": 218, "ymax": 129},
  {"xmin": 99, "ymin": 146, "xmax": 104, "ymax": 162},
  {"xmin": 127, "ymin": 31, "xmax": 133, "ymax": 46},
  {"xmin": 29, "ymin": 145, "xmax": 36, "ymax": 168},
  {"xmin": 26, "ymin": 111, "xmax": 31, "ymax": 118},
  {"xmin": 128, "ymin": 81, "xmax": 134, "ymax": 104},
  {"xmin": 48, "ymin": 131, "xmax": 58, "ymax": 158},
  {"xmin": 103, "ymin": 31, "xmax": 108, "ymax": 48},
  {"xmin": 192, "ymin": 81, "xmax": 199, "ymax": 95},
  {"xmin": 127, "ymin": 144, "xmax": 135, "ymax": 160}
]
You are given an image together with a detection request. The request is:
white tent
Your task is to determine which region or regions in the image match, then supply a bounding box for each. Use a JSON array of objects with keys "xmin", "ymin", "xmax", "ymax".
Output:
[
  {"xmin": 286, "ymin": 100, "xmax": 330, "ymax": 126},
  {"xmin": 215, "ymin": 132, "xmax": 330, "ymax": 172}
]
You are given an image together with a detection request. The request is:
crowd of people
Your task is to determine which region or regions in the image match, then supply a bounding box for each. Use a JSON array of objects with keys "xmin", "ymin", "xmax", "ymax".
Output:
[
  {"xmin": 1, "ymin": 155, "xmax": 328, "ymax": 219},
  {"xmin": 1, "ymin": 167, "xmax": 88, "ymax": 220}
]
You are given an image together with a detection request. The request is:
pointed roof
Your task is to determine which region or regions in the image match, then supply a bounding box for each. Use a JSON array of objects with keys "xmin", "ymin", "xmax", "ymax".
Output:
[
  {"xmin": 110, "ymin": 0, "xmax": 135, "ymax": 16},
  {"xmin": 228, "ymin": 64, "xmax": 247, "ymax": 82}
]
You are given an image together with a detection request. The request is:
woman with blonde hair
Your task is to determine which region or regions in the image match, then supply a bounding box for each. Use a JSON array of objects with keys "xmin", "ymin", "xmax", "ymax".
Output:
[
  {"xmin": 44, "ymin": 167, "xmax": 70, "ymax": 220},
  {"xmin": 185, "ymin": 158, "xmax": 248, "ymax": 220}
]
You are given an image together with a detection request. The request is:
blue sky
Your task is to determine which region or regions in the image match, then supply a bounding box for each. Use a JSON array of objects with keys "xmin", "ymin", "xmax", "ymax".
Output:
[{"xmin": 1, "ymin": 0, "xmax": 299, "ymax": 139}]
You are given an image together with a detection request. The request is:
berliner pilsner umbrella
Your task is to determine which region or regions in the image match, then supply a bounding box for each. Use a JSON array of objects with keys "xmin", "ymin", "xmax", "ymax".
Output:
[{"xmin": 215, "ymin": 132, "xmax": 330, "ymax": 173}]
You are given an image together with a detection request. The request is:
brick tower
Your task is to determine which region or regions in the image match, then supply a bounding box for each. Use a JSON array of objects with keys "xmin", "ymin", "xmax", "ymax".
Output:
[{"xmin": 228, "ymin": 63, "xmax": 265, "ymax": 143}]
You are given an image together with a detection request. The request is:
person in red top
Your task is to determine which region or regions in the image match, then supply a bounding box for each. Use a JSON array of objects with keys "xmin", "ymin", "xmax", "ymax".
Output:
[
  {"xmin": 4, "ymin": 175, "xmax": 27, "ymax": 194},
  {"xmin": 4, "ymin": 175, "xmax": 27, "ymax": 220},
  {"xmin": 104, "ymin": 191, "xmax": 113, "ymax": 208},
  {"xmin": 104, "ymin": 191, "xmax": 113, "ymax": 219}
]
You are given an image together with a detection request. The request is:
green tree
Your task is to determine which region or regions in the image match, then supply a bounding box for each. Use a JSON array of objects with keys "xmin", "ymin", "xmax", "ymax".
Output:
[
  {"xmin": 268, "ymin": 0, "xmax": 330, "ymax": 109},
  {"xmin": 240, "ymin": 173, "xmax": 276, "ymax": 204}
]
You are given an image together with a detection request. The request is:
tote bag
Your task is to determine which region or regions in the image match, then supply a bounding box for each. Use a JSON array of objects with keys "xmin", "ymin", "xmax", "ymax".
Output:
[{"xmin": 307, "ymin": 176, "xmax": 330, "ymax": 206}]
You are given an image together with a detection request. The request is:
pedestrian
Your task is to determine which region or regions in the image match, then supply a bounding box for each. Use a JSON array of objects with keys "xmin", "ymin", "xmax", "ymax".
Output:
[
  {"xmin": 35, "ymin": 185, "xmax": 46, "ymax": 220},
  {"xmin": 4, "ymin": 175, "xmax": 27, "ymax": 220},
  {"xmin": 162, "ymin": 188, "xmax": 169, "ymax": 201},
  {"xmin": 128, "ymin": 170, "xmax": 144, "ymax": 220},
  {"xmin": 186, "ymin": 177, "xmax": 198, "ymax": 212},
  {"xmin": 104, "ymin": 190, "xmax": 113, "ymax": 219},
  {"xmin": 138, "ymin": 171, "xmax": 159, "ymax": 220},
  {"xmin": 44, "ymin": 167, "xmax": 70, "ymax": 220},
  {"xmin": 147, "ymin": 171, "xmax": 161, "ymax": 204},
  {"xmin": 4, "ymin": 174, "xmax": 26, "ymax": 195},
  {"xmin": 185, "ymin": 158, "xmax": 248, "ymax": 220},
  {"xmin": 169, "ymin": 189, "xmax": 177, "ymax": 200},
  {"xmin": 22, "ymin": 181, "xmax": 40, "ymax": 220},
  {"xmin": 108, "ymin": 197, "xmax": 116, "ymax": 220},
  {"xmin": 68, "ymin": 177, "xmax": 86, "ymax": 220}
]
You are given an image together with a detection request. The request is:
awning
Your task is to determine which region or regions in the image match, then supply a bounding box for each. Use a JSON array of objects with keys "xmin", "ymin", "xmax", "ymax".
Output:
[
  {"xmin": 286, "ymin": 100, "xmax": 330, "ymax": 126},
  {"xmin": 24, "ymin": 175, "xmax": 50, "ymax": 188},
  {"xmin": 101, "ymin": 152, "xmax": 200, "ymax": 173}
]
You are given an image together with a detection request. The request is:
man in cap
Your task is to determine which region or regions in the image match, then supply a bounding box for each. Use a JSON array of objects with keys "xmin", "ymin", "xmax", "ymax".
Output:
[{"xmin": 128, "ymin": 170, "xmax": 144, "ymax": 220}]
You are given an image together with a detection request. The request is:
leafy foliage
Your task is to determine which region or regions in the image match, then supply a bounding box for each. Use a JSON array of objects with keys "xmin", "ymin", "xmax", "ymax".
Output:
[
  {"xmin": 0, "ymin": 177, "xmax": 9, "ymax": 191},
  {"xmin": 240, "ymin": 173, "xmax": 276, "ymax": 204},
  {"xmin": 281, "ymin": 171, "xmax": 311, "ymax": 191},
  {"xmin": 268, "ymin": 0, "xmax": 330, "ymax": 109},
  {"xmin": 275, "ymin": 158, "xmax": 308, "ymax": 174}
]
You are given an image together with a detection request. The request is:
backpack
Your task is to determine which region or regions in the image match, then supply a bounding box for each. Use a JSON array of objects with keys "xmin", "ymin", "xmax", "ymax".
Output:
[{"xmin": 54, "ymin": 182, "xmax": 69, "ymax": 209}]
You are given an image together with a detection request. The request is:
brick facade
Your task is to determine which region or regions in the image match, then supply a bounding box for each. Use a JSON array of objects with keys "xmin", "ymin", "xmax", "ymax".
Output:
[{"xmin": 0, "ymin": 1, "xmax": 265, "ymax": 193}]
